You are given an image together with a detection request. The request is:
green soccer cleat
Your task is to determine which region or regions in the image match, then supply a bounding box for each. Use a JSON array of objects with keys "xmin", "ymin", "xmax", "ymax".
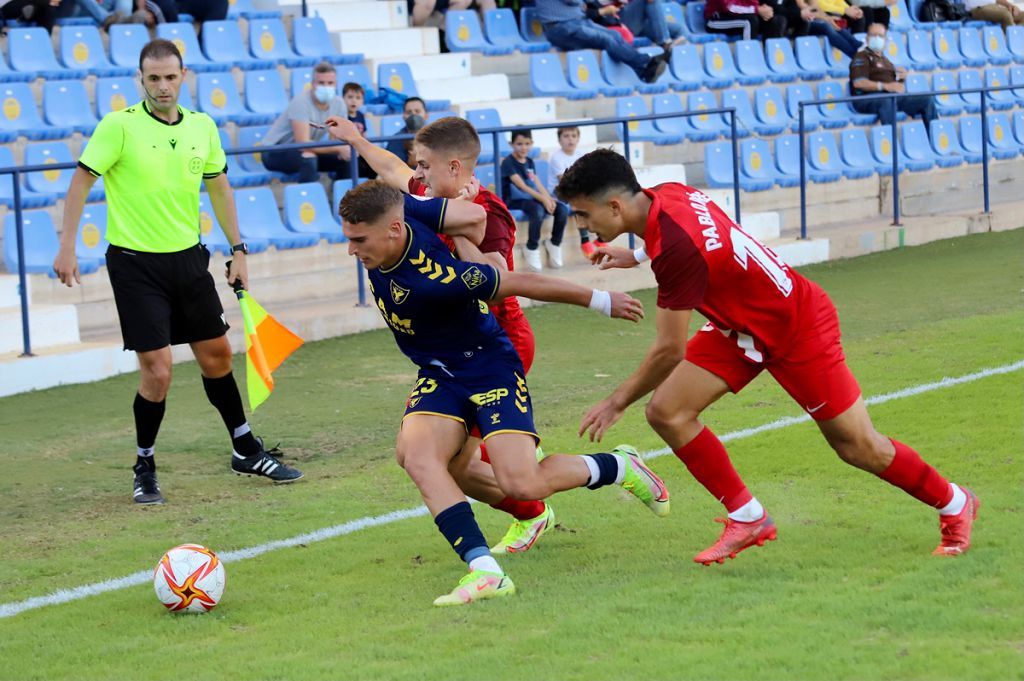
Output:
[
  {"xmin": 615, "ymin": 445, "xmax": 670, "ymax": 518},
  {"xmin": 433, "ymin": 569, "xmax": 516, "ymax": 607},
  {"xmin": 490, "ymin": 504, "xmax": 555, "ymax": 554}
]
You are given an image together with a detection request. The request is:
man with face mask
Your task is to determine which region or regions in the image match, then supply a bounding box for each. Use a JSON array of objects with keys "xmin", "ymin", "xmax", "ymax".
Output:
[
  {"xmin": 385, "ymin": 97, "xmax": 429, "ymax": 169},
  {"xmin": 849, "ymin": 22, "xmax": 936, "ymax": 129},
  {"xmin": 262, "ymin": 61, "xmax": 353, "ymax": 182}
]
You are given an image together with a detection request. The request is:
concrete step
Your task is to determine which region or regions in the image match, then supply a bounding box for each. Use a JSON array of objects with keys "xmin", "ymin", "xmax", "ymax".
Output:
[
  {"xmin": 317, "ymin": 0, "xmax": 408, "ymax": 31},
  {"xmin": 456, "ymin": 97, "xmax": 558, "ymax": 126},
  {"xmin": 0, "ymin": 274, "xmax": 27, "ymax": 308},
  {"xmin": 419, "ymin": 74, "xmax": 510, "ymax": 106},
  {"xmin": 334, "ymin": 27, "xmax": 439, "ymax": 60},
  {"xmin": 370, "ymin": 52, "xmax": 473, "ymax": 83},
  {"xmin": 0, "ymin": 303, "xmax": 80, "ymax": 354}
]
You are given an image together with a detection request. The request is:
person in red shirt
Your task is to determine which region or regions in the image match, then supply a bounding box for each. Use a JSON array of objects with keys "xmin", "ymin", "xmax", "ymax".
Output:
[
  {"xmin": 557, "ymin": 148, "xmax": 978, "ymax": 563},
  {"xmin": 325, "ymin": 115, "xmax": 556, "ymax": 554}
]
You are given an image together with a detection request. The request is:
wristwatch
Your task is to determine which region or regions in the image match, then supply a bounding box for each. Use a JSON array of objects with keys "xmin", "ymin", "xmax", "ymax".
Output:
[{"xmin": 231, "ymin": 242, "xmax": 249, "ymax": 255}]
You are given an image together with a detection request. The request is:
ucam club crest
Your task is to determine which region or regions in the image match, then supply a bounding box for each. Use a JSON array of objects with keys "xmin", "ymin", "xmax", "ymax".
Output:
[{"xmin": 391, "ymin": 280, "xmax": 410, "ymax": 304}]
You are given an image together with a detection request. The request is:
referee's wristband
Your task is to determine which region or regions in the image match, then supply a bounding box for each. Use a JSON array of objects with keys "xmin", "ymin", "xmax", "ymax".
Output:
[
  {"xmin": 633, "ymin": 247, "xmax": 649, "ymax": 263},
  {"xmin": 589, "ymin": 289, "xmax": 612, "ymax": 317}
]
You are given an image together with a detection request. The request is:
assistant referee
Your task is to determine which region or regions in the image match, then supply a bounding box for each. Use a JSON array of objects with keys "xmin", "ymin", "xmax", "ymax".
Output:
[{"xmin": 53, "ymin": 39, "xmax": 301, "ymax": 504}]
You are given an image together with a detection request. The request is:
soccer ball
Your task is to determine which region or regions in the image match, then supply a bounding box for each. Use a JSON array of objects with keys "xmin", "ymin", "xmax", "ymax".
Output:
[{"xmin": 153, "ymin": 544, "xmax": 226, "ymax": 613}]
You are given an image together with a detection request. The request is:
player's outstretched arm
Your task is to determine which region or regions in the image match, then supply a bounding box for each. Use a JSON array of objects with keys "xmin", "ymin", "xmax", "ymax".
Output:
[
  {"xmin": 325, "ymin": 116, "xmax": 414, "ymax": 191},
  {"xmin": 494, "ymin": 271, "xmax": 644, "ymax": 322},
  {"xmin": 53, "ymin": 167, "xmax": 100, "ymax": 287}
]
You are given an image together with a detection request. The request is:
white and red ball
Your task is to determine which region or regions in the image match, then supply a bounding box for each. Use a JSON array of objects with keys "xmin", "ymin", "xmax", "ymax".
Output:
[{"xmin": 153, "ymin": 544, "xmax": 226, "ymax": 613}]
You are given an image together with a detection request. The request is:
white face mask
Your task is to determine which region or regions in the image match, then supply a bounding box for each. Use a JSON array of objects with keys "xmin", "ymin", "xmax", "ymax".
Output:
[
  {"xmin": 867, "ymin": 35, "xmax": 886, "ymax": 53},
  {"xmin": 313, "ymin": 85, "xmax": 336, "ymax": 104}
]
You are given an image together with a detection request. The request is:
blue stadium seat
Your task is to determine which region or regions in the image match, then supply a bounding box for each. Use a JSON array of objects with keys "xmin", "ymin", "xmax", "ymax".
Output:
[
  {"xmin": 227, "ymin": 0, "xmax": 281, "ymax": 18},
  {"xmin": 108, "ymin": 25, "xmax": 150, "ymax": 69},
  {"xmin": 870, "ymin": 125, "xmax": 928, "ymax": 172},
  {"xmin": 661, "ymin": 1, "xmax": 686, "ymax": 40},
  {"xmin": 76, "ymin": 203, "xmax": 109, "ymax": 265},
  {"xmin": 928, "ymin": 119, "xmax": 972, "ymax": 166},
  {"xmin": 465, "ymin": 108, "xmax": 512, "ymax": 163},
  {"xmin": 735, "ymin": 40, "xmax": 773, "ymax": 83},
  {"xmin": 616, "ymin": 96, "xmax": 683, "ymax": 144},
  {"xmin": 776, "ymin": 134, "xmax": 840, "ymax": 183},
  {"xmin": 236, "ymin": 187, "xmax": 321, "ymax": 248},
  {"xmin": 840, "ymin": 127, "xmax": 889, "ymax": 175},
  {"xmin": 291, "ymin": 68, "xmax": 313, "ymax": 98},
  {"xmin": 1007, "ymin": 26, "xmax": 1024, "ymax": 64},
  {"xmin": 705, "ymin": 142, "xmax": 745, "ymax": 189},
  {"xmin": 824, "ymin": 42, "xmax": 851, "ymax": 78},
  {"xmin": 763, "ymin": 38, "xmax": 801, "ymax": 82},
  {"xmin": 984, "ymin": 68, "xmax": 1015, "ymax": 110},
  {"xmin": 0, "ymin": 147, "xmax": 54, "ymax": 208},
  {"xmin": 283, "ymin": 183, "xmax": 345, "ymax": 243},
  {"xmin": 905, "ymin": 73, "xmax": 928, "ymax": 95},
  {"xmin": 218, "ymin": 129, "xmax": 271, "ymax": 187},
  {"xmin": 177, "ymin": 80, "xmax": 194, "ymax": 110},
  {"xmin": 651, "ymin": 93, "xmax": 691, "ymax": 137},
  {"xmin": 474, "ymin": 165, "xmax": 497, "ymax": 195},
  {"xmin": 378, "ymin": 62, "xmax": 450, "ymax": 111},
  {"xmin": 4, "ymin": 210, "xmax": 99, "ymax": 276},
  {"xmin": 900, "ymin": 120, "xmax": 939, "ymax": 169},
  {"xmin": 958, "ymin": 69, "xmax": 983, "ymax": 113},
  {"xmin": 156, "ymin": 23, "xmax": 216, "ymax": 72},
  {"xmin": 198, "ymin": 193, "xmax": 269, "ymax": 255},
  {"xmin": 24, "ymin": 141, "xmax": 103, "ymax": 200},
  {"xmin": 819, "ymin": 81, "xmax": 875, "ymax": 126},
  {"xmin": 720, "ymin": 88, "xmax": 768, "ymax": 135},
  {"xmin": 754, "ymin": 85, "xmax": 796, "ymax": 132},
  {"xmin": 60, "ymin": 25, "xmax": 130, "ymax": 76},
  {"xmin": 739, "ymin": 138, "xmax": 783, "ymax": 190},
  {"xmin": 602, "ymin": 50, "xmax": 668, "ymax": 94},
  {"xmin": 906, "ymin": 29, "xmax": 937, "ymax": 70},
  {"xmin": 518, "ymin": 7, "xmax": 552, "ymax": 46},
  {"xmin": 201, "ymin": 20, "xmax": 273, "ymax": 70},
  {"xmin": 888, "ymin": 0, "xmax": 913, "ymax": 31},
  {"xmin": 0, "ymin": 51, "xmax": 33, "ymax": 83},
  {"xmin": 671, "ymin": 44, "xmax": 727, "ymax": 89},
  {"xmin": 957, "ymin": 27, "xmax": 988, "ymax": 67},
  {"xmin": 9, "ymin": 27, "xmax": 77, "ymax": 79},
  {"xmin": 250, "ymin": 18, "xmax": 315, "ymax": 67},
  {"xmin": 1013, "ymin": 110, "xmax": 1024, "ymax": 146},
  {"xmin": 95, "ymin": 76, "xmax": 139, "ymax": 118},
  {"xmin": 882, "ymin": 30, "xmax": 910, "ymax": 68},
  {"xmin": 530, "ymin": 54, "xmax": 592, "ymax": 99},
  {"xmin": 1012, "ymin": 65, "xmax": 1024, "ymax": 102},
  {"xmin": 378, "ymin": 114, "xmax": 405, "ymax": 140},
  {"xmin": 332, "ymin": 179, "xmax": 354, "ymax": 222},
  {"xmin": 809, "ymin": 130, "xmax": 870, "ymax": 179},
  {"xmin": 292, "ymin": 16, "xmax": 362, "ymax": 64},
  {"xmin": 786, "ymin": 83, "xmax": 827, "ymax": 131},
  {"xmin": 639, "ymin": 46, "xmax": 688, "ymax": 90},
  {"xmin": 335, "ymin": 64, "xmax": 376, "ymax": 102},
  {"xmin": 795, "ymin": 37, "xmax": 831, "ymax": 81},
  {"xmin": 704, "ymin": 43, "xmax": 749, "ymax": 86},
  {"xmin": 485, "ymin": 9, "xmax": 547, "ymax": 53},
  {"xmin": 236, "ymin": 125, "xmax": 276, "ymax": 177},
  {"xmin": 958, "ymin": 116, "xmax": 986, "ymax": 162},
  {"xmin": 986, "ymin": 113, "xmax": 1020, "ymax": 159},
  {"xmin": 981, "ymin": 26, "xmax": 1012, "ymax": 65},
  {"xmin": 0, "ymin": 83, "xmax": 68, "ymax": 140},
  {"xmin": 446, "ymin": 10, "xmax": 513, "ymax": 55},
  {"xmin": 244, "ymin": 69, "xmax": 289, "ymax": 117},
  {"xmin": 687, "ymin": 91, "xmax": 729, "ymax": 140},
  {"xmin": 931, "ymin": 71, "xmax": 963, "ymax": 115},
  {"xmin": 197, "ymin": 72, "xmax": 269, "ymax": 125},
  {"xmin": 931, "ymin": 28, "xmax": 963, "ymax": 68},
  {"xmin": 43, "ymin": 80, "xmax": 97, "ymax": 134},
  {"xmin": 566, "ymin": 51, "xmax": 631, "ymax": 97},
  {"xmin": 683, "ymin": 2, "xmax": 717, "ymax": 44}
]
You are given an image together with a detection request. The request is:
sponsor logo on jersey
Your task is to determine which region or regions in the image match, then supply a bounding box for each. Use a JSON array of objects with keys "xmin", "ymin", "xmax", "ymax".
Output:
[{"xmin": 461, "ymin": 266, "xmax": 486, "ymax": 290}]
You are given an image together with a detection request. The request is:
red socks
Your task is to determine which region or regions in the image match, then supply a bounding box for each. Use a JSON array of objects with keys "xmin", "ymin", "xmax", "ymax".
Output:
[
  {"xmin": 492, "ymin": 497, "xmax": 546, "ymax": 520},
  {"xmin": 878, "ymin": 439, "xmax": 954, "ymax": 509},
  {"xmin": 673, "ymin": 426, "xmax": 753, "ymax": 512}
]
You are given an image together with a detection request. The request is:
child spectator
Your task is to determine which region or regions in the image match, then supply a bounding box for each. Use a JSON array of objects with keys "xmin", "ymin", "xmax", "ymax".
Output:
[
  {"xmin": 343, "ymin": 82, "xmax": 368, "ymax": 135},
  {"xmin": 546, "ymin": 126, "xmax": 604, "ymax": 257},
  {"xmin": 502, "ymin": 129, "xmax": 567, "ymax": 272}
]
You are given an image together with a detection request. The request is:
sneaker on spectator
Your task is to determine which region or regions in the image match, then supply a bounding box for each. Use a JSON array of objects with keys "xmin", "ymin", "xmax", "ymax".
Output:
[
  {"xmin": 641, "ymin": 53, "xmax": 668, "ymax": 84},
  {"xmin": 543, "ymin": 239, "xmax": 563, "ymax": 268},
  {"xmin": 524, "ymin": 246, "xmax": 542, "ymax": 272}
]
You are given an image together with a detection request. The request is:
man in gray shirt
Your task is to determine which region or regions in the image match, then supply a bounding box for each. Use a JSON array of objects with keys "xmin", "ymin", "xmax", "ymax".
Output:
[{"xmin": 262, "ymin": 61, "xmax": 353, "ymax": 182}]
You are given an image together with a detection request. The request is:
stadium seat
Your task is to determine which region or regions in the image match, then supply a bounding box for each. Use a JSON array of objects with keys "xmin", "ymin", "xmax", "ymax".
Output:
[
  {"xmin": 981, "ymin": 26, "xmax": 1012, "ymax": 66},
  {"xmin": 888, "ymin": 0, "xmax": 913, "ymax": 31},
  {"xmin": 906, "ymin": 30, "xmax": 937, "ymax": 70},
  {"xmin": 931, "ymin": 71, "xmax": 963, "ymax": 115},
  {"xmin": 958, "ymin": 116, "xmax": 986, "ymax": 160},
  {"xmin": 809, "ymin": 130, "xmax": 870, "ymax": 179},
  {"xmin": 282, "ymin": 183, "xmax": 345, "ymax": 243},
  {"xmin": 474, "ymin": 165, "xmax": 497, "ymax": 195},
  {"xmin": 235, "ymin": 125, "xmax": 275, "ymax": 177},
  {"xmin": 43, "ymin": 80, "xmax": 97, "ymax": 134},
  {"xmin": 754, "ymin": 85, "xmax": 796, "ymax": 132},
  {"xmin": 1013, "ymin": 110, "xmax": 1024, "ymax": 147},
  {"xmin": 8, "ymin": 28, "xmax": 77, "ymax": 79},
  {"xmin": 0, "ymin": 83, "xmax": 68, "ymax": 140},
  {"xmin": 332, "ymin": 179, "xmax": 354, "ymax": 221},
  {"xmin": 819, "ymin": 81, "xmax": 875, "ymax": 126},
  {"xmin": 602, "ymin": 50, "xmax": 668, "ymax": 94},
  {"xmin": 335, "ymin": 64, "xmax": 377, "ymax": 105},
  {"xmin": 739, "ymin": 138, "xmax": 785, "ymax": 189},
  {"xmin": 1007, "ymin": 26, "xmax": 1024, "ymax": 64},
  {"xmin": 518, "ymin": 7, "xmax": 552, "ymax": 46},
  {"xmin": 824, "ymin": 43, "xmax": 851, "ymax": 78},
  {"xmin": 840, "ymin": 127, "xmax": 889, "ymax": 175},
  {"xmin": 985, "ymin": 113, "xmax": 1020, "ymax": 160},
  {"xmin": 639, "ymin": 46, "xmax": 687, "ymax": 90},
  {"xmin": 720, "ymin": 88, "xmax": 769, "ymax": 136},
  {"xmin": 76, "ymin": 203, "xmax": 109, "ymax": 265},
  {"xmin": 651, "ymin": 93, "xmax": 691, "ymax": 137},
  {"xmin": 24, "ymin": 142, "xmax": 102, "ymax": 200},
  {"xmin": 377, "ymin": 63, "xmax": 450, "ymax": 111},
  {"xmin": 776, "ymin": 134, "xmax": 840, "ymax": 183},
  {"xmin": 683, "ymin": 1, "xmax": 717, "ymax": 44},
  {"xmin": 0, "ymin": 51, "xmax": 33, "ymax": 84},
  {"xmin": 957, "ymin": 27, "xmax": 988, "ymax": 67},
  {"xmin": 735, "ymin": 40, "xmax": 774, "ymax": 83},
  {"xmin": 484, "ymin": 9, "xmax": 546, "ymax": 53},
  {"xmin": 108, "ymin": 25, "xmax": 150, "ymax": 69},
  {"xmin": 244, "ymin": 70, "xmax": 289, "ymax": 117},
  {"xmin": 786, "ymin": 83, "xmax": 828, "ymax": 131},
  {"xmin": 616, "ymin": 96, "xmax": 683, "ymax": 144},
  {"xmin": 378, "ymin": 114, "xmax": 406, "ymax": 139},
  {"xmin": 672, "ymin": 44, "xmax": 727, "ymax": 90},
  {"xmin": 661, "ymin": 1, "xmax": 686, "ymax": 39},
  {"xmin": 59, "ymin": 25, "xmax": 130, "ymax": 76},
  {"xmin": 530, "ymin": 54, "xmax": 591, "ymax": 99},
  {"xmin": 883, "ymin": 30, "xmax": 910, "ymax": 68},
  {"xmin": 95, "ymin": 76, "xmax": 139, "ymax": 118},
  {"xmin": 905, "ymin": 73, "xmax": 928, "ymax": 95},
  {"xmin": 291, "ymin": 68, "xmax": 313, "ymax": 98},
  {"xmin": 900, "ymin": 121, "xmax": 940, "ymax": 169},
  {"xmin": 292, "ymin": 16, "xmax": 361, "ymax": 64},
  {"xmin": 1012, "ymin": 65, "xmax": 1024, "ymax": 102},
  {"xmin": 446, "ymin": 10, "xmax": 513, "ymax": 55},
  {"xmin": 198, "ymin": 72, "xmax": 269, "ymax": 125},
  {"xmin": 0, "ymin": 147, "xmax": 54, "ymax": 208},
  {"xmin": 763, "ymin": 39, "xmax": 801, "ymax": 82},
  {"xmin": 236, "ymin": 187, "xmax": 321, "ymax": 248},
  {"xmin": 705, "ymin": 43, "xmax": 751, "ymax": 86},
  {"xmin": 928, "ymin": 119, "xmax": 972, "ymax": 166},
  {"xmin": 465, "ymin": 108, "xmax": 512, "ymax": 163},
  {"xmin": 794, "ymin": 37, "xmax": 830, "ymax": 80},
  {"xmin": 198, "ymin": 192, "xmax": 268, "ymax": 255},
  {"xmin": 4, "ymin": 210, "xmax": 99, "ymax": 276},
  {"xmin": 870, "ymin": 125, "xmax": 928, "ymax": 172},
  {"xmin": 218, "ymin": 130, "xmax": 270, "ymax": 187},
  {"xmin": 201, "ymin": 20, "xmax": 273, "ymax": 70},
  {"xmin": 687, "ymin": 91, "xmax": 729, "ymax": 140},
  {"xmin": 249, "ymin": 18, "xmax": 314, "ymax": 67},
  {"xmin": 931, "ymin": 28, "xmax": 963, "ymax": 69},
  {"xmin": 984, "ymin": 68, "xmax": 1015, "ymax": 111},
  {"xmin": 156, "ymin": 23, "xmax": 216, "ymax": 72},
  {"xmin": 566, "ymin": 51, "xmax": 631, "ymax": 97},
  {"xmin": 705, "ymin": 142, "xmax": 745, "ymax": 189},
  {"xmin": 958, "ymin": 69, "xmax": 983, "ymax": 113}
]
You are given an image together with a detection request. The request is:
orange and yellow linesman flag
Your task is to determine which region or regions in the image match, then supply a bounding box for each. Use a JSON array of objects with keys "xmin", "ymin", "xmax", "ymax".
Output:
[{"xmin": 235, "ymin": 290, "xmax": 303, "ymax": 411}]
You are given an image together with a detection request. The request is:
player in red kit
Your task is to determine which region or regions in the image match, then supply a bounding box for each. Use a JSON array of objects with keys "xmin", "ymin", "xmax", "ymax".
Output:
[
  {"xmin": 557, "ymin": 149, "xmax": 978, "ymax": 563},
  {"xmin": 326, "ymin": 115, "xmax": 554, "ymax": 553}
]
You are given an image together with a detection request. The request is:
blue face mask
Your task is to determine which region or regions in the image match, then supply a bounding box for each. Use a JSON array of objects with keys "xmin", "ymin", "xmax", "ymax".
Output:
[
  {"xmin": 313, "ymin": 85, "xmax": 336, "ymax": 104},
  {"xmin": 867, "ymin": 36, "xmax": 886, "ymax": 53}
]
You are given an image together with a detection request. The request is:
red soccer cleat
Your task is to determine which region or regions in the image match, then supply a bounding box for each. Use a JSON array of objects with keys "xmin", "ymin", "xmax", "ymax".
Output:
[
  {"xmin": 932, "ymin": 487, "xmax": 979, "ymax": 557},
  {"xmin": 581, "ymin": 241, "xmax": 596, "ymax": 258},
  {"xmin": 694, "ymin": 513, "xmax": 777, "ymax": 565}
]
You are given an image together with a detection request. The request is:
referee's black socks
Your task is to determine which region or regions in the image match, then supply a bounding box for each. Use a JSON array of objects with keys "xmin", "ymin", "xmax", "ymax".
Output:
[
  {"xmin": 202, "ymin": 372, "xmax": 261, "ymax": 457},
  {"xmin": 134, "ymin": 392, "xmax": 165, "ymax": 470}
]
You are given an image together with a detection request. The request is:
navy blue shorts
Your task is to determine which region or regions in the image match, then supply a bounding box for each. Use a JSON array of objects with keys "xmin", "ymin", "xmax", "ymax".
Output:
[{"xmin": 402, "ymin": 359, "xmax": 538, "ymax": 443}]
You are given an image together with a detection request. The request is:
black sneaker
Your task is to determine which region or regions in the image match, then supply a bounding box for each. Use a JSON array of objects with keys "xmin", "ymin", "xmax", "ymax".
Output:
[
  {"xmin": 641, "ymin": 53, "xmax": 668, "ymax": 84},
  {"xmin": 231, "ymin": 438, "xmax": 303, "ymax": 483},
  {"xmin": 132, "ymin": 462, "xmax": 165, "ymax": 505}
]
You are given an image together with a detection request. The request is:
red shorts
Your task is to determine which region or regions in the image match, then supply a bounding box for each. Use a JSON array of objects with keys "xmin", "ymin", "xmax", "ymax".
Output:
[{"xmin": 685, "ymin": 298, "xmax": 861, "ymax": 421}]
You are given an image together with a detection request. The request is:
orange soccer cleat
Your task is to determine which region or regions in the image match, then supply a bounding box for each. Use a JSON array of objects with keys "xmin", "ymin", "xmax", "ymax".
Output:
[
  {"xmin": 933, "ymin": 487, "xmax": 979, "ymax": 557},
  {"xmin": 694, "ymin": 513, "xmax": 777, "ymax": 565}
]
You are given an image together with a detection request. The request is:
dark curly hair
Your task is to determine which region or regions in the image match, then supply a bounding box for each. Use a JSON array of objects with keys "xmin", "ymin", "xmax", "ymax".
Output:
[{"xmin": 555, "ymin": 148, "xmax": 641, "ymax": 202}]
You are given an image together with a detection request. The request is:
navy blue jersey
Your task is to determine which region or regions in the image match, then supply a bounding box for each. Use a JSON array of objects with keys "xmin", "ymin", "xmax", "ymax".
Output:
[{"xmin": 367, "ymin": 195, "xmax": 517, "ymax": 374}]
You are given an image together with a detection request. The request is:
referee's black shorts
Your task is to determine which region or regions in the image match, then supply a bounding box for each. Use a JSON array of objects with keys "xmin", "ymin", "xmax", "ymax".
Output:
[{"xmin": 106, "ymin": 243, "xmax": 229, "ymax": 352}]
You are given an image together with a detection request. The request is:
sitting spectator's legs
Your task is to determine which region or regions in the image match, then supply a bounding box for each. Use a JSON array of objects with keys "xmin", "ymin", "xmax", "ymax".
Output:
[
  {"xmin": 898, "ymin": 95, "xmax": 937, "ymax": 130},
  {"xmin": 2, "ymin": 0, "xmax": 58, "ymax": 31},
  {"xmin": 508, "ymin": 199, "xmax": 547, "ymax": 250},
  {"xmin": 176, "ymin": 0, "xmax": 228, "ymax": 22},
  {"xmin": 263, "ymin": 150, "xmax": 353, "ymax": 183},
  {"xmin": 850, "ymin": 97, "xmax": 890, "ymax": 125},
  {"xmin": 550, "ymin": 200, "xmax": 568, "ymax": 246},
  {"xmin": 808, "ymin": 19, "xmax": 862, "ymax": 57},
  {"xmin": 705, "ymin": 11, "xmax": 759, "ymax": 40},
  {"xmin": 621, "ymin": 0, "xmax": 672, "ymax": 45},
  {"xmin": 545, "ymin": 18, "xmax": 652, "ymax": 77},
  {"xmin": 970, "ymin": 3, "xmax": 1024, "ymax": 28}
]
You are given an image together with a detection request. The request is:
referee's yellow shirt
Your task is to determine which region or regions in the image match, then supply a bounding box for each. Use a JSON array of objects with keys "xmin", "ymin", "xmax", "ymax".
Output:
[{"xmin": 78, "ymin": 100, "xmax": 227, "ymax": 253}]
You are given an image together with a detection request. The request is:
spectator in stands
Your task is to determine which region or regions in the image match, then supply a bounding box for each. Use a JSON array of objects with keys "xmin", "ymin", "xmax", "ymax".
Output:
[
  {"xmin": 1, "ymin": 0, "xmax": 62, "ymax": 32},
  {"xmin": 963, "ymin": 0, "xmax": 1024, "ymax": 29},
  {"xmin": 386, "ymin": 97, "xmax": 429, "ymax": 169},
  {"xmin": 546, "ymin": 126, "xmax": 602, "ymax": 257},
  {"xmin": 618, "ymin": 0, "xmax": 685, "ymax": 50},
  {"xmin": 502, "ymin": 129, "xmax": 567, "ymax": 271},
  {"xmin": 262, "ymin": 61, "xmax": 353, "ymax": 182},
  {"xmin": 343, "ymin": 82, "xmax": 368, "ymax": 135},
  {"xmin": 759, "ymin": 0, "xmax": 810, "ymax": 37},
  {"xmin": 848, "ymin": 0, "xmax": 895, "ymax": 27},
  {"xmin": 850, "ymin": 22, "xmax": 936, "ymax": 128},
  {"xmin": 409, "ymin": 0, "xmax": 497, "ymax": 27},
  {"xmin": 798, "ymin": 0, "xmax": 863, "ymax": 56},
  {"xmin": 585, "ymin": 0, "xmax": 637, "ymax": 43},
  {"xmin": 704, "ymin": 0, "xmax": 786, "ymax": 41},
  {"xmin": 535, "ymin": 0, "xmax": 669, "ymax": 83},
  {"xmin": 813, "ymin": 0, "xmax": 866, "ymax": 33},
  {"xmin": 129, "ymin": 0, "xmax": 226, "ymax": 27},
  {"xmin": 65, "ymin": 0, "xmax": 137, "ymax": 29}
]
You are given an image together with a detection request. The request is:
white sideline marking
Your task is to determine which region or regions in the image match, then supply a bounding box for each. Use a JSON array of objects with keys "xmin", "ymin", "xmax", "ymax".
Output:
[{"xmin": 2, "ymin": 360, "xmax": 1021, "ymax": 620}]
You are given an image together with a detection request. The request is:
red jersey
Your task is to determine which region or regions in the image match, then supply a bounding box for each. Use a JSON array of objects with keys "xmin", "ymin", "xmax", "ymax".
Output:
[{"xmin": 645, "ymin": 183, "xmax": 824, "ymax": 360}]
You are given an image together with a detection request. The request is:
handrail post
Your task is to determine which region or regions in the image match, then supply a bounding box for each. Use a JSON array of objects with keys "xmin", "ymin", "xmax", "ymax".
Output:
[
  {"xmin": 349, "ymin": 145, "xmax": 368, "ymax": 307},
  {"xmin": 355, "ymin": 260, "xmax": 368, "ymax": 307},
  {"xmin": 349, "ymin": 145, "xmax": 360, "ymax": 186},
  {"xmin": 492, "ymin": 131, "xmax": 501, "ymax": 201},
  {"xmin": 302, "ymin": 0, "xmax": 308, "ymax": 17},
  {"xmin": 622, "ymin": 120, "xmax": 635, "ymax": 249},
  {"xmin": 890, "ymin": 95, "xmax": 900, "ymax": 226},
  {"xmin": 980, "ymin": 89, "xmax": 990, "ymax": 214},
  {"xmin": 12, "ymin": 171, "xmax": 32, "ymax": 356},
  {"xmin": 729, "ymin": 109, "xmax": 740, "ymax": 226},
  {"xmin": 798, "ymin": 104, "xmax": 807, "ymax": 240}
]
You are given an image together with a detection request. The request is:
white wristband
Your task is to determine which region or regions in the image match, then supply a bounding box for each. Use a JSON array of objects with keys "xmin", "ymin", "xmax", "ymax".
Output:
[
  {"xmin": 633, "ymin": 247, "xmax": 650, "ymax": 263},
  {"xmin": 589, "ymin": 289, "xmax": 612, "ymax": 317}
]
